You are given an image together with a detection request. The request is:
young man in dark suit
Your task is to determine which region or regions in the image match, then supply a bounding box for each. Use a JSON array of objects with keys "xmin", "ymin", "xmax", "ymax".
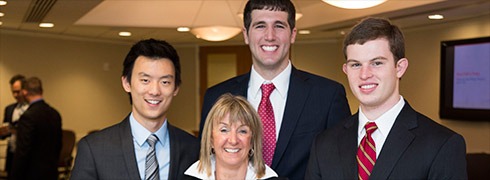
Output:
[
  {"xmin": 200, "ymin": 1, "xmax": 351, "ymax": 179},
  {"xmin": 305, "ymin": 17, "xmax": 467, "ymax": 180},
  {"xmin": 71, "ymin": 39, "xmax": 199, "ymax": 180},
  {"xmin": 12, "ymin": 77, "xmax": 62, "ymax": 179},
  {"xmin": 1, "ymin": 74, "xmax": 28, "ymax": 178}
]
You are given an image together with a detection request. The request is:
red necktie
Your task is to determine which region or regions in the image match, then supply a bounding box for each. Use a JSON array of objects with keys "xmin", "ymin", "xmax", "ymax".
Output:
[
  {"xmin": 259, "ymin": 83, "xmax": 276, "ymax": 166},
  {"xmin": 357, "ymin": 122, "xmax": 378, "ymax": 180}
]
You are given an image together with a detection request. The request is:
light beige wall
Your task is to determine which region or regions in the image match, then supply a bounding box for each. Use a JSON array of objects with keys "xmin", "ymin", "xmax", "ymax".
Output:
[
  {"xmin": 0, "ymin": 31, "xmax": 132, "ymax": 140},
  {"xmin": 166, "ymin": 45, "xmax": 199, "ymax": 133}
]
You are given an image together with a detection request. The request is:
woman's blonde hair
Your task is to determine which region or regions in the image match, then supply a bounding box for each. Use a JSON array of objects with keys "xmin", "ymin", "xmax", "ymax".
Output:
[{"xmin": 198, "ymin": 93, "xmax": 265, "ymax": 178}]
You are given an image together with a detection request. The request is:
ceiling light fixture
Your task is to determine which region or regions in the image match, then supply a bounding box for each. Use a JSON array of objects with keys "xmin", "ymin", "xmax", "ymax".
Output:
[
  {"xmin": 298, "ymin": 30, "xmax": 311, "ymax": 35},
  {"xmin": 177, "ymin": 27, "xmax": 190, "ymax": 32},
  {"xmin": 39, "ymin": 23, "xmax": 54, "ymax": 28},
  {"xmin": 0, "ymin": 12, "xmax": 4, "ymax": 17},
  {"xmin": 428, "ymin": 14, "xmax": 444, "ymax": 20},
  {"xmin": 191, "ymin": 26, "xmax": 242, "ymax": 42},
  {"xmin": 118, "ymin": 32, "xmax": 131, "ymax": 37},
  {"xmin": 0, "ymin": 1, "xmax": 6, "ymax": 6},
  {"xmin": 0, "ymin": 22, "xmax": 3, "ymax": 26},
  {"xmin": 322, "ymin": 0, "xmax": 387, "ymax": 9}
]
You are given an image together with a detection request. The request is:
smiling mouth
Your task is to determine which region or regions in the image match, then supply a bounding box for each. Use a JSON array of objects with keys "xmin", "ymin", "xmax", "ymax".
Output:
[
  {"xmin": 145, "ymin": 99, "xmax": 161, "ymax": 105},
  {"xmin": 262, "ymin": 45, "xmax": 278, "ymax": 51},
  {"xmin": 224, "ymin": 148, "xmax": 240, "ymax": 153},
  {"xmin": 360, "ymin": 84, "xmax": 377, "ymax": 89}
]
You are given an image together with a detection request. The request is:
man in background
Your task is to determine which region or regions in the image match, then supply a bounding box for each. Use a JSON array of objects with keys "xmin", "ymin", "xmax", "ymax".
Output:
[
  {"xmin": 306, "ymin": 17, "xmax": 467, "ymax": 179},
  {"xmin": 12, "ymin": 77, "xmax": 62, "ymax": 179},
  {"xmin": 199, "ymin": 0, "xmax": 351, "ymax": 179},
  {"xmin": 1, "ymin": 74, "xmax": 29, "ymax": 178}
]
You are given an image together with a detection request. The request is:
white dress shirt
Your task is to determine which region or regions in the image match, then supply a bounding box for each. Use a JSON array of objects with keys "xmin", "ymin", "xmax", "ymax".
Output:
[
  {"xmin": 247, "ymin": 61, "xmax": 292, "ymax": 138},
  {"xmin": 358, "ymin": 96, "xmax": 405, "ymax": 158}
]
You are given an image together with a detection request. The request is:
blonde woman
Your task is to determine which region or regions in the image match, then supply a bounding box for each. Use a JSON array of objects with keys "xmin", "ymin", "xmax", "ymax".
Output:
[{"xmin": 185, "ymin": 94, "xmax": 285, "ymax": 180}]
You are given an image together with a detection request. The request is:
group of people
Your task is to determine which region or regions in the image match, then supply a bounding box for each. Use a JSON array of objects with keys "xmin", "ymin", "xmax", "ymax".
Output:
[
  {"xmin": 2, "ymin": 75, "xmax": 62, "ymax": 179},
  {"xmin": 0, "ymin": 0, "xmax": 466, "ymax": 179}
]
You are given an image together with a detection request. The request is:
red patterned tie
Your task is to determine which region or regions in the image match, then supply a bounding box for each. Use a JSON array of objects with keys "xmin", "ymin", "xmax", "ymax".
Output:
[
  {"xmin": 259, "ymin": 83, "xmax": 276, "ymax": 166},
  {"xmin": 357, "ymin": 122, "xmax": 378, "ymax": 180}
]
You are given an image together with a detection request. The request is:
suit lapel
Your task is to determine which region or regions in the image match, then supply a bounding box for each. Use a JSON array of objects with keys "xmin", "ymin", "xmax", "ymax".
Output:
[
  {"xmin": 167, "ymin": 124, "xmax": 177, "ymax": 179},
  {"xmin": 231, "ymin": 73, "xmax": 250, "ymax": 97},
  {"xmin": 340, "ymin": 114, "xmax": 360, "ymax": 179},
  {"xmin": 370, "ymin": 103, "xmax": 417, "ymax": 180},
  {"xmin": 119, "ymin": 117, "xmax": 141, "ymax": 180},
  {"xmin": 271, "ymin": 67, "xmax": 311, "ymax": 168}
]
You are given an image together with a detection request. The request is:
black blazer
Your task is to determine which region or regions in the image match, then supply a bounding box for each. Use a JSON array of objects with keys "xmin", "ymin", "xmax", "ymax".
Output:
[
  {"xmin": 71, "ymin": 116, "xmax": 199, "ymax": 180},
  {"xmin": 12, "ymin": 100, "xmax": 62, "ymax": 180},
  {"xmin": 305, "ymin": 102, "xmax": 467, "ymax": 180},
  {"xmin": 200, "ymin": 67, "xmax": 351, "ymax": 180},
  {"xmin": 2, "ymin": 103, "xmax": 17, "ymax": 125}
]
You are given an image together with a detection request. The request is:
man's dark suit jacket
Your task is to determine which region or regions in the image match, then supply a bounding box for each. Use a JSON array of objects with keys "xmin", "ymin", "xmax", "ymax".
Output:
[
  {"xmin": 305, "ymin": 102, "xmax": 467, "ymax": 180},
  {"xmin": 3, "ymin": 103, "xmax": 17, "ymax": 127},
  {"xmin": 12, "ymin": 100, "xmax": 62, "ymax": 180},
  {"xmin": 2, "ymin": 103, "xmax": 18, "ymax": 175},
  {"xmin": 200, "ymin": 67, "xmax": 351, "ymax": 180},
  {"xmin": 71, "ymin": 117, "xmax": 199, "ymax": 180}
]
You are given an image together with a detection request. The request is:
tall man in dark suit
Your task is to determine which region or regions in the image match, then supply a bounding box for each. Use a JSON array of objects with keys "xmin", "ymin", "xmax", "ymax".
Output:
[
  {"xmin": 1, "ymin": 75, "xmax": 28, "ymax": 178},
  {"xmin": 305, "ymin": 17, "xmax": 467, "ymax": 180},
  {"xmin": 12, "ymin": 77, "xmax": 62, "ymax": 180},
  {"xmin": 199, "ymin": 1, "xmax": 351, "ymax": 179},
  {"xmin": 71, "ymin": 39, "xmax": 199, "ymax": 180}
]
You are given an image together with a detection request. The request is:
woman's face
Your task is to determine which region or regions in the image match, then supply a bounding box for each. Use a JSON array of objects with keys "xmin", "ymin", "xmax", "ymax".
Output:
[{"xmin": 212, "ymin": 113, "xmax": 252, "ymax": 168}]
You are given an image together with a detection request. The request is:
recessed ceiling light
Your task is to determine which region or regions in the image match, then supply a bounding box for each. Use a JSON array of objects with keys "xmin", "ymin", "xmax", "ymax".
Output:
[
  {"xmin": 177, "ymin": 27, "xmax": 190, "ymax": 32},
  {"xmin": 39, "ymin": 23, "xmax": 54, "ymax": 28},
  {"xmin": 0, "ymin": 22, "xmax": 3, "ymax": 26},
  {"xmin": 0, "ymin": 12, "xmax": 4, "ymax": 17},
  {"xmin": 298, "ymin": 30, "xmax": 310, "ymax": 35},
  {"xmin": 119, "ymin": 31, "xmax": 131, "ymax": 37},
  {"xmin": 428, "ymin": 14, "xmax": 444, "ymax": 20},
  {"xmin": 0, "ymin": 1, "xmax": 7, "ymax": 6}
]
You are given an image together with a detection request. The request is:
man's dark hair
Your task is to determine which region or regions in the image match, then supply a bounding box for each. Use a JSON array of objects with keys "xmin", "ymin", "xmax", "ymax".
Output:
[
  {"xmin": 243, "ymin": 0, "xmax": 296, "ymax": 33},
  {"xmin": 9, "ymin": 74, "xmax": 26, "ymax": 85},
  {"xmin": 343, "ymin": 17, "xmax": 405, "ymax": 62},
  {"xmin": 122, "ymin": 38, "xmax": 182, "ymax": 87}
]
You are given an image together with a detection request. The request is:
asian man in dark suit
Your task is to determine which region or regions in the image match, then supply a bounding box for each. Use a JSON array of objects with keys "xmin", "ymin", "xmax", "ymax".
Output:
[
  {"xmin": 199, "ymin": 1, "xmax": 351, "ymax": 179},
  {"xmin": 71, "ymin": 39, "xmax": 199, "ymax": 180},
  {"xmin": 305, "ymin": 17, "xmax": 467, "ymax": 180},
  {"xmin": 12, "ymin": 77, "xmax": 62, "ymax": 180}
]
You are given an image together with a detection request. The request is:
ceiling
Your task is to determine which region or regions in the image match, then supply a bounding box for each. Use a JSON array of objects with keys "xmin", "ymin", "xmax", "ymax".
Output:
[{"xmin": 1, "ymin": 0, "xmax": 489, "ymax": 45}]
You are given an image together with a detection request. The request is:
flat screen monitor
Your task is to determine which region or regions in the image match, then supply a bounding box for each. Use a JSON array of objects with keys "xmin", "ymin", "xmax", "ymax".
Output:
[{"xmin": 440, "ymin": 36, "xmax": 490, "ymax": 121}]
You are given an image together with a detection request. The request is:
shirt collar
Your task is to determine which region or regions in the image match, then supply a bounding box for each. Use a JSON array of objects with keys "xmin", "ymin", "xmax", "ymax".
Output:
[
  {"xmin": 358, "ymin": 96, "xmax": 405, "ymax": 137},
  {"xmin": 129, "ymin": 113, "xmax": 168, "ymax": 147},
  {"xmin": 249, "ymin": 60, "xmax": 291, "ymax": 100},
  {"xmin": 184, "ymin": 156, "xmax": 278, "ymax": 179}
]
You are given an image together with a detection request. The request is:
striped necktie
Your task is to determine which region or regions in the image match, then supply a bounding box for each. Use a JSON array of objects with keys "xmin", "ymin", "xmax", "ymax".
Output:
[
  {"xmin": 145, "ymin": 134, "xmax": 159, "ymax": 180},
  {"xmin": 357, "ymin": 122, "xmax": 378, "ymax": 180}
]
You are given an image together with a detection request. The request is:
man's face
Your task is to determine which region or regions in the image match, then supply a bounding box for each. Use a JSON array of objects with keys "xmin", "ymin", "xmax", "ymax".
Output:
[
  {"xmin": 11, "ymin": 80, "xmax": 25, "ymax": 103},
  {"xmin": 343, "ymin": 38, "xmax": 408, "ymax": 111},
  {"xmin": 243, "ymin": 9, "xmax": 296, "ymax": 72},
  {"xmin": 122, "ymin": 56, "xmax": 179, "ymax": 123}
]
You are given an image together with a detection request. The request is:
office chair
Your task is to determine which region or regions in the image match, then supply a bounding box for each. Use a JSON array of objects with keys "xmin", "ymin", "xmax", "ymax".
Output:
[{"xmin": 58, "ymin": 129, "xmax": 75, "ymax": 180}]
